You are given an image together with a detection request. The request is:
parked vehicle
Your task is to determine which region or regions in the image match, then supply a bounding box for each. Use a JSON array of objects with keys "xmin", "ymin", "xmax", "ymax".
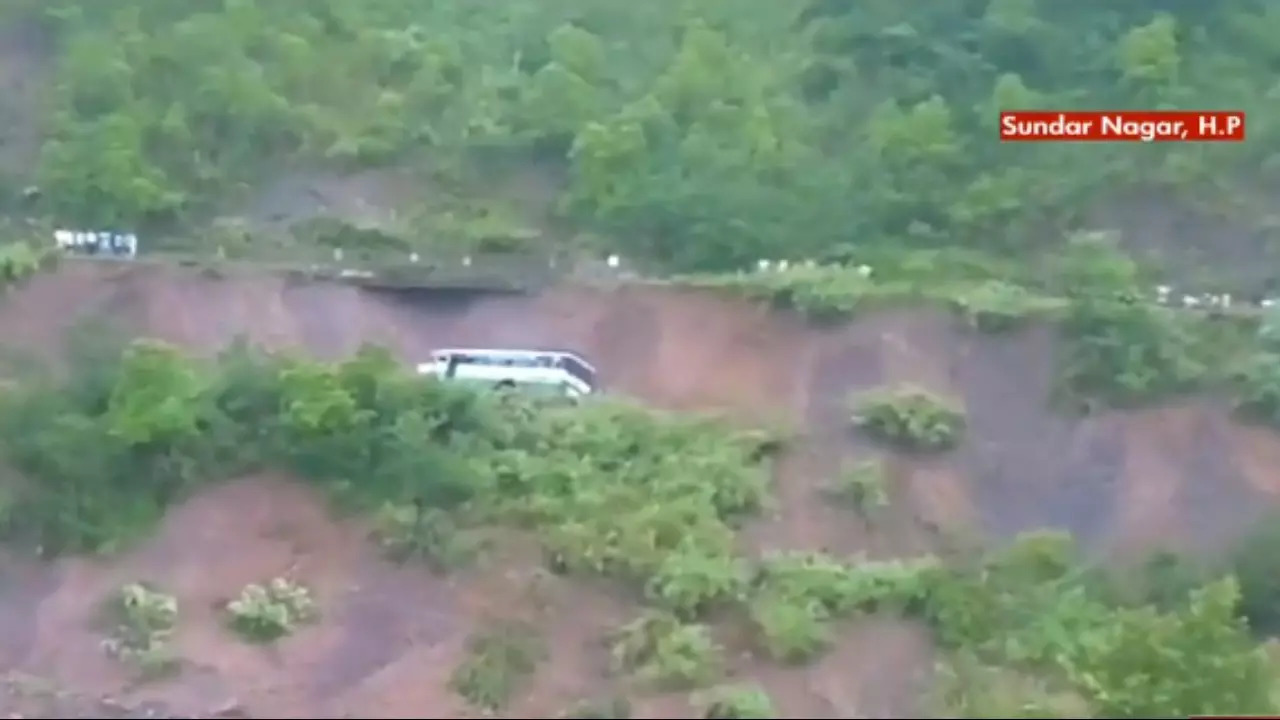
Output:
[{"xmin": 417, "ymin": 348, "xmax": 597, "ymax": 399}]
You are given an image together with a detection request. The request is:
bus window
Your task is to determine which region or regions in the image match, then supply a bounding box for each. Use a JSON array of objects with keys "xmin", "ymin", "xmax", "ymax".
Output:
[{"xmin": 558, "ymin": 356, "xmax": 595, "ymax": 387}]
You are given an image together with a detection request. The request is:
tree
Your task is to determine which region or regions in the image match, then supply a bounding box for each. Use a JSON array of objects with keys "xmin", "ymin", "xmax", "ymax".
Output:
[{"xmin": 16, "ymin": 0, "xmax": 1276, "ymax": 269}]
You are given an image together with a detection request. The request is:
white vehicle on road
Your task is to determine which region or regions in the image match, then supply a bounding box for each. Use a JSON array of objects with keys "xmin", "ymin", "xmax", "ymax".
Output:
[
  {"xmin": 54, "ymin": 229, "xmax": 138, "ymax": 257},
  {"xmin": 417, "ymin": 348, "xmax": 597, "ymax": 399}
]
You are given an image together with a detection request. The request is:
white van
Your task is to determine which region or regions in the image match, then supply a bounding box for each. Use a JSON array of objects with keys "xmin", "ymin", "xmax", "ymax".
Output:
[{"xmin": 416, "ymin": 348, "xmax": 597, "ymax": 398}]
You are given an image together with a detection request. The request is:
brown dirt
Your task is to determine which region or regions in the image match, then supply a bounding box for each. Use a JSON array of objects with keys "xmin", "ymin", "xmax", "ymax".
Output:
[{"xmin": 2, "ymin": 261, "xmax": 1280, "ymax": 717}]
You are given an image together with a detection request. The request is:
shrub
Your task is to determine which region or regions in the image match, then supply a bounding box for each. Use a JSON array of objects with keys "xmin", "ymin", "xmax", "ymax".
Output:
[
  {"xmin": 682, "ymin": 265, "xmax": 877, "ymax": 322},
  {"xmin": 226, "ymin": 577, "xmax": 316, "ymax": 642},
  {"xmin": 450, "ymin": 620, "xmax": 545, "ymax": 711},
  {"xmin": 0, "ymin": 242, "xmax": 53, "ymax": 285},
  {"xmin": 695, "ymin": 683, "xmax": 777, "ymax": 718},
  {"xmin": 1229, "ymin": 512, "xmax": 1280, "ymax": 635},
  {"xmin": 1057, "ymin": 299, "xmax": 1207, "ymax": 408},
  {"xmin": 931, "ymin": 652, "xmax": 1092, "ymax": 718},
  {"xmin": 920, "ymin": 532, "xmax": 1278, "ymax": 718},
  {"xmin": 1128, "ymin": 550, "xmax": 1209, "ymax": 612},
  {"xmin": 950, "ymin": 279, "xmax": 1055, "ymax": 333},
  {"xmin": 502, "ymin": 402, "xmax": 770, "ymax": 589},
  {"xmin": 643, "ymin": 542, "xmax": 750, "ymax": 619},
  {"xmin": 1048, "ymin": 232, "xmax": 1214, "ymax": 409},
  {"xmin": 100, "ymin": 582, "xmax": 179, "ymax": 678},
  {"xmin": 1233, "ymin": 351, "xmax": 1280, "ymax": 425},
  {"xmin": 753, "ymin": 266, "xmax": 877, "ymax": 322},
  {"xmin": 370, "ymin": 502, "xmax": 478, "ymax": 571},
  {"xmin": 824, "ymin": 459, "xmax": 890, "ymax": 516},
  {"xmin": 748, "ymin": 552, "xmax": 938, "ymax": 662},
  {"xmin": 850, "ymin": 386, "xmax": 966, "ymax": 451},
  {"xmin": 609, "ymin": 612, "xmax": 723, "ymax": 689},
  {"xmin": 1068, "ymin": 580, "xmax": 1273, "ymax": 718},
  {"xmin": 747, "ymin": 592, "xmax": 831, "ymax": 663}
]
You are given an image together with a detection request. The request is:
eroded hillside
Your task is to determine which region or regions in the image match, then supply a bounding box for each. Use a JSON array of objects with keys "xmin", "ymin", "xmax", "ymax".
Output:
[{"xmin": 1, "ymin": 261, "xmax": 1278, "ymax": 717}]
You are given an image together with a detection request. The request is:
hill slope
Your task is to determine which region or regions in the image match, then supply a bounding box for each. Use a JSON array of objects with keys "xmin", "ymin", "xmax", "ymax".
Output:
[
  {"xmin": 5, "ymin": 0, "xmax": 1280, "ymax": 280},
  {"xmin": 1, "ymin": 262, "xmax": 1278, "ymax": 717}
]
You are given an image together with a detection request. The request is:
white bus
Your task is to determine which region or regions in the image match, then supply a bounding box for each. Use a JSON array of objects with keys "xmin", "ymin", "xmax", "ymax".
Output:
[
  {"xmin": 53, "ymin": 229, "xmax": 138, "ymax": 258},
  {"xmin": 416, "ymin": 348, "xmax": 598, "ymax": 398}
]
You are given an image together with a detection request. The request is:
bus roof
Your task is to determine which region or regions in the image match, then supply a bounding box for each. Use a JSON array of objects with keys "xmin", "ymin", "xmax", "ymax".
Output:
[{"xmin": 431, "ymin": 348, "xmax": 596, "ymax": 371}]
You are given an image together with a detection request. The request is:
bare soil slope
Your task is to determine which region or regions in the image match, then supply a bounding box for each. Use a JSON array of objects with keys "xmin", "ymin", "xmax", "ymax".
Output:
[{"xmin": 1, "ymin": 261, "xmax": 1279, "ymax": 718}]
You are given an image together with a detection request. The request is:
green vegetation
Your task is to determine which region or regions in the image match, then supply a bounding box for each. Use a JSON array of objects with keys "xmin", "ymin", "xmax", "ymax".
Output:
[
  {"xmin": 8, "ymin": 1, "xmax": 1280, "ymax": 712},
  {"xmin": 932, "ymin": 653, "xmax": 1091, "ymax": 718},
  {"xmin": 1234, "ymin": 308, "xmax": 1280, "ymax": 425},
  {"xmin": 749, "ymin": 553, "xmax": 935, "ymax": 664},
  {"xmin": 225, "ymin": 578, "xmax": 317, "ymax": 643},
  {"xmin": 0, "ymin": 333, "xmax": 1277, "ymax": 715},
  {"xmin": 852, "ymin": 386, "xmax": 967, "ymax": 452},
  {"xmin": 450, "ymin": 620, "xmax": 546, "ymax": 712},
  {"xmin": 695, "ymin": 683, "xmax": 777, "ymax": 719},
  {"xmin": 370, "ymin": 501, "xmax": 478, "ymax": 570},
  {"xmin": 99, "ymin": 582, "xmax": 179, "ymax": 678},
  {"xmin": 0, "ymin": 242, "xmax": 56, "ymax": 285},
  {"xmin": 680, "ymin": 248, "xmax": 1050, "ymax": 324},
  {"xmin": 1230, "ymin": 514, "xmax": 1280, "ymax": 637},
  {"xmin": 610, "ymin": 612, "xmax": 722, "ymax": 690},
  {"xmin": 699, "ymin": 235, "xmax": 1272, "ymax": 419},
  {"xmin": 825, "ymin": 459, "xmax": 890, "ymax": 517},
  {"xmin": 1051, "ymin": 233, "xmax": 1211, "ymax": 408},
  {"xmin": 925, "ymin": 531, "xmax": 1274, "ymax": 718},
  {"xmin": 4, "ymin": 0, "xmax": 1274, "ymax": 271}
]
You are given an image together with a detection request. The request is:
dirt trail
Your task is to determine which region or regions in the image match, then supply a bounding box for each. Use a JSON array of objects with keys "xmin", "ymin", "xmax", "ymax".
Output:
[{"xmin": 1, "ymin": 261, "xmax": 1279, "ymax": 717}]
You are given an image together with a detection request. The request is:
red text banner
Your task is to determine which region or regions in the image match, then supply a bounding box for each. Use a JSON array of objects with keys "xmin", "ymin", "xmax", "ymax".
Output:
[{"xmin": 999, "ymin": 110, "xmax": 1245, "ymax": 142}]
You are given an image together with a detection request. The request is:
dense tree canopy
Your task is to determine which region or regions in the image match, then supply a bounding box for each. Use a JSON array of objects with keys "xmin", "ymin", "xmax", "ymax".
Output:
[{"xmin": 3, "ymin": 0, "xmax": 1277, "ymax": 270}]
